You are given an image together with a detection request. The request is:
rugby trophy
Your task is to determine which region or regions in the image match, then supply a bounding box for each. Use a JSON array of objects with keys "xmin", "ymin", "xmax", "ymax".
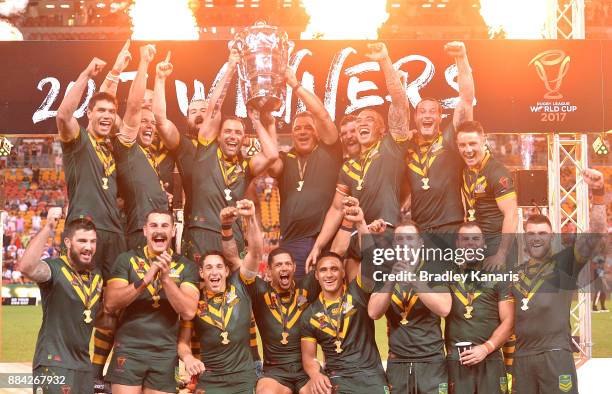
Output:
[{"xmin": 230, "ymin": 21, "xmax": 293, "ymax": 111}]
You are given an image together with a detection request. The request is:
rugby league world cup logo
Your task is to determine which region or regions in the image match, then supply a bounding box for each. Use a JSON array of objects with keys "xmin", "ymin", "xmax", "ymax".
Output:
[{"xmin": 529, "ymin": 50, "xmax": 571, "ymax": 100}]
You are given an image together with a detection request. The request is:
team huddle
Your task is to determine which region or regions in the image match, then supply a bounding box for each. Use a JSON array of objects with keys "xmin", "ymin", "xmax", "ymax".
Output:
[{"xmin": 16, "ymin": 40, "xmax": 608, "ymax": 394}]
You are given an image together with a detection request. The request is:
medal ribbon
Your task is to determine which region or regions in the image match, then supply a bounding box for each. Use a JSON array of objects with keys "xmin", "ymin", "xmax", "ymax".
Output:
[
  {"xmin": 267, "ymin": 286, "xmax": 298, "ymax": 334},
  {"xmin": 450, "ymin": 279, "xmax": 482, "ymax": 309},
  {"xmin": 201, "ymin": 286, "xmax": 235, "ymax": 332},
  {"xmin": 515, "ymin": 260, "xmax": 555, "ymax": 303},
  {"xmin": 60, "ymin": 255, "xmax": 101, "ymax": 310},
  {"xmin": 217, "ymin": 148, "xmax": 240, "ymax": 188},
  {"xmin": 461, "ymin": 151, "xmax": 491, "ymax": 218},
  {"xmin": 320, "ymin": 288, "xmax": 348, "ymax": 342},
  {"xmin": 354, "ymin": 141, "xmax": 381, "ymax": 189},
  {"xmin": 407, "ymin": 134, "xmax": 442, "ymax": 178},
  {"xmin": 88, "ymin": 134, "xmax": 115, "ymax": 177}
]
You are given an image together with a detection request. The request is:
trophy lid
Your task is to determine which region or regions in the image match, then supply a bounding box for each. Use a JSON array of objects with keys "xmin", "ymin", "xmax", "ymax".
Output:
[{"xmin": 229, "ymin": 21, "xmax": 290, "ymax": 53}]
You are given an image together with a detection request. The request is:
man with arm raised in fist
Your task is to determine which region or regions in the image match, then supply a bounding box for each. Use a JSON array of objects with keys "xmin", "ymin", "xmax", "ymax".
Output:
[
  {"xmin": 104, "ymin": 209, "xmax": 200, "ymax": 394},
  {"xmin": 267, "ymin": 67, "xmax": 343, "ymax": 280},
  {"xmin": 18, "ymin": 207, "xmax": 102, "ymax": 394}
]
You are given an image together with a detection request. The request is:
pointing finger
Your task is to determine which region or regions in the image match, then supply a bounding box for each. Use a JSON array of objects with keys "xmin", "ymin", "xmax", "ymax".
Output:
[{"xmin": 165, "ymin": 51, "xmax": 172, "ymax": 63}]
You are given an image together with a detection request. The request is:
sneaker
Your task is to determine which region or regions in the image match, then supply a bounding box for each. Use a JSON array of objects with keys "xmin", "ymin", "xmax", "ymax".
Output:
[
  {"xmin": 601, "ymin": 309, "xmax": 610, "ymax": 313},
  {"xmin": 93, "ymin": 378, "xmax": 112, "ymax": 394},
  {"xmin": 592, "ymin": 307, "xmax": 600, "ymax": 313}
]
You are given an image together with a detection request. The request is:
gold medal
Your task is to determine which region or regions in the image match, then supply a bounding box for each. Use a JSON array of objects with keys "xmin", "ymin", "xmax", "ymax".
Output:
[
  {"xmin": 356, "ymin": 179, "xmax": 364, "ymax": 191},
  {"xmin": 467, "ymin": 209, "xmax": 476, "ymax": 221},
  {"xmin": 400, "ymin": 312, "xmax": 409, "ymax": 325},
  {"xmin": 334, "ymin": 339, "xmax": 343, "ymax": 354},
  {"xmin": 421, "ymin": 177, "xmax": 430, "ymax": 190},
  {"xmin": 464, "ymin": 305, "xmax": 473, "ymax": 319},
  {"xmin": 521, "ymin": 297, "xmax": 530, "ymax": 311},
  {"xmin": 224, "ymin": 188, "xmax": 233, "ymax": 201},
  {"xmin": 220, "ymin": 331, "xmax": 230, "ymax": 345},
  {"xmin": 152, "ymin": 294, "xmax": 161, "ymax": 308},
  {"xmin": 83, "ymin": 309, "xmax": 93, "ymax": 324},
  {"xmin": 296, "ymin": 180, "xmax": 304, "ymax": 192},
  {"xmin": 102, "ymin": 177, "xmax": 109, "ymax": 190},
  {"xmin": 281, "ymin": 331, "xmax": 289, "ymax": 345}
]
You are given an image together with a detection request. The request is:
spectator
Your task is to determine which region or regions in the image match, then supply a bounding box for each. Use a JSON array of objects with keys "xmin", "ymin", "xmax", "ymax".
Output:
[
  {"xmin": 54, "ymin": 153, "xmax": 62, "ymax": 174},
  {"xmin": 31, "ymin": 212, "xmax": 42, "ymax": 231}
]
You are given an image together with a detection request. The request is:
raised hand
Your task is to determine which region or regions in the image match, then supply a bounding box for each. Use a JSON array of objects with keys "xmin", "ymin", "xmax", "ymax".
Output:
[
  {"xmin": 284, "ymin": 67, "xmax": 299, "ymax": 89},
  {"xmin": 140, "ymin": 44, "xmax": 157, "ymax": 64},
  {"xmin": 220, "ymin": 206, "xmax": 239, "ymax": 226},
  {"xmin": 236, "ymin": 199, "xmax": 256, "ymax": 218},
  {"xmin": 85, "ymin": 57, "xmax": 107, "ymax": 77},
  {"xmin": 444, "ymin": 41, "xmax": 467, "ymax": 58},
  {"xmin": 156, "ymin": 51, "xmax": 173, "ymax": 79},
  {"xmin": 582, "ymin": 168, "xmax": 604, "ymax": 189},
  {"xmin": 112, "ymin": 40, "xmax": 132, "ymax": 73},
  {"xmin": 365, "ymin": 42, "xmax": 389, "ymax": 61},
  {"xmin": 46, "ymin": 207, "xmax": 62, "ymax": 230}
]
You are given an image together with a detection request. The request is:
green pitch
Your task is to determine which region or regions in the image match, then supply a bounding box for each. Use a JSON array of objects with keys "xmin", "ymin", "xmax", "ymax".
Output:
[{"xmin": 2, "ymin": 304, "xmax": 612, "ymax": 362}]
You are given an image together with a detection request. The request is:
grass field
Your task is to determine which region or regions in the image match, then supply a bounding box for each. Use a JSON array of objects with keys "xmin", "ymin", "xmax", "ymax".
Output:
[{"xmin": 2, "ymin": 303, "xmax": 612, "ymax": 363}]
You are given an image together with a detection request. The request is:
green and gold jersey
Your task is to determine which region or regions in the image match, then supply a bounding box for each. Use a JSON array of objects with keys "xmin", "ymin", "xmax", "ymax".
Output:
[
  {"xmin": 114, "ymin": 139, "xmax": 168, "ymax": 235},
  {"xmin": 33, "ymin": 257, "xmax": 103, "ymax": 371},
  {"xmin": 512, "ymin": 247, "xmax": 584, "ymax": 357},
  {"xmin": 445, "ymin": 272, "xmax": 512, "ymax": 360},
  {"xmin": 277, "ymin": 141, "xmax": 343, "ymax": 242},
  {"xmin": 61, "ymin": 127, "xmax": 122, "ymax": 233},
  {"xmin": 337, "ymin": 133, "xmax": 408, "ymax": 225},
  {"xmin": 406, "ymin": 124, "xmax": 464, "ymax": 231},
  {"xmin": 461, "ymin": 151, "xmax": 515, "ymax": 236},
  {"xmin": 107, "ymin": 247, "xmax": 199, "ymax": 359},
  {"xmin": 170, "ymin": 134, "xmax": 197, "ymax": 218},
  {"xmin": 189, "ymin": 271, "xmax": 254, "ymax": 374},
  {"xmin": 245, "ymin": 271, "xmax": 320, "ymax": 365},
  {"xmin": 386, "ymin": 282, "xmax": 445, "ymax": 362},
  {"xmin": 190, "ymin": 141, "xmax": 253, "ymax": 234},
  {"xmin": 150, "ymin": 139, "xmax": 176, "ymax": 193},
  {"xmin": 301, "ymin": 278, "xmax": 385, "ymax": 377}
]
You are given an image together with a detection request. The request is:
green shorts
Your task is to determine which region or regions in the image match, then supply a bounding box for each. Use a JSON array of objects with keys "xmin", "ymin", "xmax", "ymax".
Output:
[
  {"xmin": 512, "ymin": 350, "xmax": 577, "ymax": 394},
  {"xmin": 196, "ymin": 369, "xmax": 255, "ymax": 394},
  {"xmin": 126, "ymin": 231, "xmax": 147, "ymax": 251},
  {"xmin": 33, "ymin": 365, "xmax": 94, "ymax": 394},
  {"xmin": 260, "ymin": 362, "xmax": 309, "ymax": 393},
  {"xmin": 328, "ymin": 372, "xmax": 389, "ymax": 394},
  {"xmin": 447, "ymin": 357, "xmax": 507, "ymax": 394},
  {"xmin": 106, "ymin": 352, "xmax": 178, "ymax": 393},
  {"xmin": 184, "ymin": 227, "xmax": 244, "ymax": 262},
  {"xmin": 386, "ymin": 359, "xmax": 448, "ymax": 394}
]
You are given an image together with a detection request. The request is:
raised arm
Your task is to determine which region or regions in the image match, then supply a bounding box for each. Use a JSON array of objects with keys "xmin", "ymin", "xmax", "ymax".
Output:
[
  {"xmin": 248, "ymin": 108, "xmax": 280, "ymax": 177},
  {"xmin": 305, "ymin": 189, "xmax": 346, "ymax": 272},
  {"xmin": 99, "ymin": 40, "xmax": 131, "ymax": 97},
  {"xmin": 199, "ymin": 49, "xmax": 240, "ymax": 142},
  {"xmin": 152, "ymin": 52, "xmax": 180, "ymax": 150},
  {"xmin": 118, "ymin": 44, "xmax": 156, "ymax": 142},
  {"xmin": 285, "ymin": 68, "xmax": 338, "ymax": 145},
  {"xmin": 237, "ymin": 200, "xmax": 263, "ymax": 279},
  {"xmin": 220, "ymin": 206, "xmax": 242, "ymax": 272},
  {"xmin": 366, "ymin": 42, "xmax": 410, "ymax": 141},
  {"xmin": 445, "ymin": 42, "xmax": 475, "ymax": 129},
  {"xmin": 56, "ymin": 58, "xmax": 106, "ymax": 142},
  {"xmin": 17, "ymin": 207, "xmax": 62, "ymax": 282},
  {"xmin": 576, "ymin": 168, "xmax": 607, "ymax": 259}
]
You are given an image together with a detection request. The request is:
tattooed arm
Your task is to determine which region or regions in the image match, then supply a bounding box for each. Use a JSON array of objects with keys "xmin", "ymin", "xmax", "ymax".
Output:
[
  {"xmin": 446, "ymin": 41, "xmax": 475, "ymax": 129},
  {"xmin": 366, "ymin": 42, "xmax": 410, "ymax": 141},
  {"xmin": 575, "ymin": 169, "xmax": 607, "ymax": 260}
]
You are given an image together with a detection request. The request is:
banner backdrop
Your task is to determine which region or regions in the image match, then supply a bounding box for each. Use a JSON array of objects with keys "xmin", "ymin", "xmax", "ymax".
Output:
[{"xmin": 0, "ymin": 40, "xmax": 608, "ymax": 134}]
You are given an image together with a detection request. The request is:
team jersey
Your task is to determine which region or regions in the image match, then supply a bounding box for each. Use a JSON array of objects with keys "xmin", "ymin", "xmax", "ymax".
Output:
[
  {"xmin": 245, "ymin": 272, "xmax": 320, "ymax": 365},
  {"xmin": 512, "ymin": 247, "xmax": 585, "ymax": 357},
  {"xmin": 276, "ymin": 140, "xmax": 343, "ymax": 243},
  {"xmin": 461, "ymin": 151, "xmax": 516, "ymax": 236},
  {"xmin": 337, "ymin": 134, "xmax": 408, "ymax": 225},
  {"xmin": 61, "ymin": 127, "xmax": 122, "ymax": 233},
  {"xmin": 170, "ymin": 134, "xmax": 197, "ymax": 219},
  {"xmin": 190, "ymin": 271, "xmax": 255, "ymax": 374},
  {"xmin": 386, "ymin": 281, "xmax": 445, "ymax": 362},
  {"xmin": 406, "ymin": 124, "xmax": 465, "ymax": 231},
  {"xmin": 190, "ymin": 141, "xmax": 253, "ymax": 235},
  {"xmin": 33, "ymin": 257, "xmax": 103, "ymax": 371},
  {"xmin": 107, "ymin": 247, "xmax": 199, "ymax": 359},
  {"xmin": 114, "ymin": 139, "xmax": 168, "ymax": 235},
  {"xmin": 445, "ymin": 270, "xmax": 512, "ymax": 360},
  {"xmin": 150, "ymin": 138, "xmax": 176, "ymax": 193},
  {"xmin": 301, "ymin": 277, "xmax": 385, "ymax": 377}
]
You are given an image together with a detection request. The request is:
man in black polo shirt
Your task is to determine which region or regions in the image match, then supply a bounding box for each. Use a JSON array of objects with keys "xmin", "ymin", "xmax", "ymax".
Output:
[
  {"xmin": 511, "ymin": 168, "xmax": 606, "ymax": 394},
  {"xmin": 18, "ymin": 207, "xmax": 102, "ymax": 394},
  {"xmin": 405, "ymin": 42, "xmax": 474, "ymax": 234},
  {"xmin": 306, "ymin": 42, "xmax": 410, "ymax": 274},
  {"xmin": 267, "ymin": 68, "xmax": 343, "ymax": 279}
]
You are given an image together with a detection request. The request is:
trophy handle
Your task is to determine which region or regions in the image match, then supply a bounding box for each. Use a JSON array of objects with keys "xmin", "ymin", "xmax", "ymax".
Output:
[{"xmin": 228, "ymin": 39, "xmax": 248, "ymax": 82}]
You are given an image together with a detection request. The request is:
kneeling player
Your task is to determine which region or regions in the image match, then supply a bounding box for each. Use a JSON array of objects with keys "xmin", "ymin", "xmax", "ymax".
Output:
[
  {"xmin": 104, "ymin": 209, "xmax": 200, "ymax": 393},
  {"xmin": 220, "ymin": 206, "xmax": 321, "ymax": 394},
  {"xmin": 300, "ymin": 249, "xmax": 388, "ymax": 393},
  {"xmin": 19, "ymin": 208, "xmax": 101, "ymax": 394}
]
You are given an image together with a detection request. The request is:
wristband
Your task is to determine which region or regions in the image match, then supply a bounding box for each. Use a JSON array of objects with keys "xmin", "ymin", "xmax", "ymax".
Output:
[
  {"xmin": 340, "ymin": 225, "xmax": 353, "ymax": 232},
  {"xmin": 105, "ymin": 74, "xmax": 119, "ymax": 83},
  {"xmin": 341, "ymin": 219, "xmax": 354, "ymax": 228},
  {"xmin": 110, "ymin": 69, "xmax": 121, "ymax": 77},
  {"xmin": 484, "ymin": 340, "xmax": 495, "ymax": 353}
]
